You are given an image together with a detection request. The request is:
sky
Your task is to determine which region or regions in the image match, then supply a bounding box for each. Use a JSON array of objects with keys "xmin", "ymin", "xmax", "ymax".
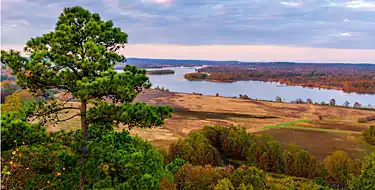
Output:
[{"xmin": 1, "ymin": 0, "xmax": 375, "ymax": 62}]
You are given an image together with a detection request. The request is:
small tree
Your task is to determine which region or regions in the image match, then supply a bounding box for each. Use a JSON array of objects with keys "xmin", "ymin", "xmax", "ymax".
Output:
[
  {"xmin": 1, "ymin": 6, "xmax": 172, "ymax": 189},
  {"xmin": 321, "ymin": 150, "xmax": 360, "ymax": 185},
  {"xmin": 329, "ymin": 98, "xmax": 336, "ymax": 106},
  {"xmin": 344, "ymin": 101, "xmax": 350, "ymax": 107},
  {"xmin": 275, "ymin": 96, "xmax": 282, "ymax": 102},
  {"xmin": 362, "ymin": 125, "xmax": 375, "ymax": 145},
  {"xmin": 306, "ymin": 98, "xmax": 313, "ymax": 104},
  {"xmin": 354, "ymin": 102, "xmax": 361, "ymax": 108}
]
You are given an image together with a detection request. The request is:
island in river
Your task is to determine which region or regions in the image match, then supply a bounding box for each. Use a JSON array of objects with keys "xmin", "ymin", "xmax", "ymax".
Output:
[{"xmin": 146, "ymin": 69, "xmax": 175, "ymax": 75}]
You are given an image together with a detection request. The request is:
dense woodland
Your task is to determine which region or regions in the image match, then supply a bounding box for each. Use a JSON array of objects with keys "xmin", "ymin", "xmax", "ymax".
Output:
[
  {"xmin": 1, "ymin": 6, "xmax": 375, "ymax": 190},
  {"xmin": 146, "ymin": 69, "xmax": 175, "ymax": 75},
  {"xmin": 184, "ymin": 65, "xmax": 375, "ymax": 94}
]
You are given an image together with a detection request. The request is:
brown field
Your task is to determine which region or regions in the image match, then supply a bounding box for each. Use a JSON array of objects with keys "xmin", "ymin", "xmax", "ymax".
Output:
[
  {"xmin": 255, "ymin": 128, "xmax": 374, "ymax": 161},
  {"xmin": 49, "ymin": 89, "xmax": 375, "ymax": 158}
]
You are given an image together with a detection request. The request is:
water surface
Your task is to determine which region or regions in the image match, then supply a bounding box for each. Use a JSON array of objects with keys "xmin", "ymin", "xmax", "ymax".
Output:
[{"xmin": 120, "ymin": 67, "xmax": 375, "ymax": 107}]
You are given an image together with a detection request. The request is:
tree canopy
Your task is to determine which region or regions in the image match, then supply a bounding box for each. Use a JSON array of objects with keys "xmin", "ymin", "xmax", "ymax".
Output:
[{"xmin": 1, "ymin": 6, "xmax": 172, "ymax": 189}]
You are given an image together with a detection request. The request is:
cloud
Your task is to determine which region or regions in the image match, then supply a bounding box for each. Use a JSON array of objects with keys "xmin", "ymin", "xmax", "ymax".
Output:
[
  {"xmin": 345, "ymin": 0, "xmax": 375, "ymax": 11},
  {"xmin": 140, "ymin": 0, "xmax": 174, "ymax": 6},
  {"xmin": 280, "ymin": 1, "xmax": 303, "ymax": 7},
  {"xmin": 1, "ymin": 0, "xmax": 375, "ymax": 54},
  {"xmin": 335, "ymin": 32, "xmax": 356, "ymax": 37}
]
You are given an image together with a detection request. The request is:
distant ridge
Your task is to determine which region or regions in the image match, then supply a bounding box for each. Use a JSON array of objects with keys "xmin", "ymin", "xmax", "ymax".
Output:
[
  {"xmin": 126, "ymin": 57, "xmax": 240, "ymax": 65},
  {"xmin": 125, "ymin": 58, "xmax": 374, "ymax": 67}
]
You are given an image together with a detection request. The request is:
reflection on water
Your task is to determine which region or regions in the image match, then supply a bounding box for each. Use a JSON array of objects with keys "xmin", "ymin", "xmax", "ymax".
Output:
[{"xmin": 119, "ymin": 67, "xmax": 375, "ymax": 107}]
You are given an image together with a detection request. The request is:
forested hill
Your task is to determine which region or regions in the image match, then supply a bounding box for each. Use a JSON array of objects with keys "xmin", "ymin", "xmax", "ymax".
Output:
[{"xmin": 122, "ymin": 57, "xmax": 375, "ymax": 68}]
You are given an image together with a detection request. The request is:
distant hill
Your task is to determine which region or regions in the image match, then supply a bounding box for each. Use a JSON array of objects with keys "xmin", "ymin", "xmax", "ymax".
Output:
[
  {"xmin": 113, "ymin": 57, "xmax": 375, "ymax": 69},
  {"xmin": 126, "ymin": 58, "xmax": 240, "ymax": 65}
]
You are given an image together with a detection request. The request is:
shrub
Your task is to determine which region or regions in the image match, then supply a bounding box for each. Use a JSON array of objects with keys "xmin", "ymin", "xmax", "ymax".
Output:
[
  {"xmin": 349, "ymin": 152, "xmax": 375, "ymax": 190},
  {"xmin": 230, "ymin": 166, "xmax": 266, "ymax": 189},
  {"xmin": 266, "ymin": 176, "xmax": 326, "ymax": 190},
  {"xmin": 214, "ymin": 178, "xmax": 235, "ymax": 190},
  {"xmin": 362, "ymin": 125, "xmax": 375, "ymax": 145},
  {"xmin": 175, "ymin": 164, "xmax": 218, "ymax": 190},
  {"xmin": 169, "ymin": 132, "xmax": 221, "ymax": 166},
  {"xmin": 283, "ymin": 144, "xmax": 317, "ymax": 178},
  {"xmin": 320, "ymin": 150, "xmax": 361, "ymax": 185},
  {"xmin": 166, "ymin": 158, "xmax": 186, "ymax": 174}
]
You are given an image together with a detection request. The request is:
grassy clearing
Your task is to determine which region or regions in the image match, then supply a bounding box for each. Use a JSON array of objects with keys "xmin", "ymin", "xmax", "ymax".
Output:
[{"xmin": 262, "ymin": 119, "xmax": 362, "ymax": 134}]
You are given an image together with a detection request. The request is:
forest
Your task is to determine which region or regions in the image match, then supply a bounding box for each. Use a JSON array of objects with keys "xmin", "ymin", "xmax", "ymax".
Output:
[
  {"xmin": 146, "ymin": 69, "xmax": 175, "ymax": 75},
  {"xmin": 1, "ymin": 6, "xmax": 375, "ymax": 190},
  {"xmin": 184, "ymin": 65, "xmax": 375, "ymax": 94}
]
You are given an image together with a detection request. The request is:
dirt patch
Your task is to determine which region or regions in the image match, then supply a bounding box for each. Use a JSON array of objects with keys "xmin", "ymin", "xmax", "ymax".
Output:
[{"xmin": 256, "ymin": 128, "xmax": 373, "ymax": 161}]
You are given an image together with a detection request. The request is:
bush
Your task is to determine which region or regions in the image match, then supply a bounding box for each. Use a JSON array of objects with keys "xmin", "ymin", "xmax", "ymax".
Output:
[
  {"xmin": 1, "ymin": 129, "xmax": 171, "ymax": 189},
  {"xmin": 266, "ymin": 176, "xmax": 326, "ymax": 190},
  {"xmin": 349, "ymin": 152, "xmax": 375, "ymax": 190},
  {"xmin": 320, "ymin": 150, "xmax": 361, "ymax": 185},
  {"xmin": 362, "ymin": 125, "xmax": 375, "ymax": 145},
  {"xmin": 201, "ymin": 125, "xmax": 255, "ymax": 160},
  {"xmin": 169, "ymin": 132, "xmax": 221, "ymax": 166},
  {"xmin": 175, "ymin": 164, "xmax": 218, "ymax": 190},
  {"xmin": 214, "ymin": 178, "xmax": 235, "ymax": 190},
  {"xmin": 230, "ymin": 166, "xmax": 266, "ymax": 189},
  {"xmin": 248, "ymin": 140, "xmax": 282, "ymax": 173},
  {"xmin": 166, "ymin": 158, "xmax": 186, "ymax": 174},
  {"xmin": 283, "ymin": 144, "xmax": 317, "ymax": 178}
]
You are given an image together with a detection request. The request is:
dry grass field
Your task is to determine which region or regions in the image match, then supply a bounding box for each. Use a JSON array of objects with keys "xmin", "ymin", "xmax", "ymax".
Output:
[{"xmin": 48, "ymin": 89, "xmax": 375, "ymax": 159}]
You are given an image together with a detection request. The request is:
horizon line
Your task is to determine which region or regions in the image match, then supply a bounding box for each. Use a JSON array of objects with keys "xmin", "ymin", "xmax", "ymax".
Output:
[{"xmin": 2, "ymin": 44, "xmax": 375, "ymax": 63}]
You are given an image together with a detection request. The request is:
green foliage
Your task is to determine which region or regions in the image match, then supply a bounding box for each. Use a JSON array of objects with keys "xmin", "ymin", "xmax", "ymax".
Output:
[
  {"xmin": 214, "ymin": 178, "xmax": 235, "ymax": 190},
  {"xmin": 175, "ymin": 164, "xmax": 218, "ymax": 190},
  {"xmin": 362, "ymin": 125, "xmax": 375, "ymax": 145},
  {"xmin": 166, "ymin": 158, "xmax": 186, "ymax": 174},
  {"xmin": 349, "ymin": 152, "xmax": 375, "ymax": 190},
  {"xmin": 1, "ymin": 6, "xmax": 172, "ymax": 188},
  {"xmin": 1, "ymin": 102, "xmax": 48, "ymax": 151},
  {"xmin": 321, "ymin": 150, "xmax": 361, "ymax": 185},
  {"xmin": 283, "ymin": 144, "xmax": 317, "ymax": 178},
  {"xmin": 169, "ymin": 132, "xmax": 221, "ymax": 166},
  {"xmin": 229, "ymin": 166, "xmax": 266, "ymax": 189},
  {"xmin": 266, "ymin": 177, "xmax": 327, "ymax": 190},
  {"xmin": 1, "ymin": 141, "xmax": 80, "ymax": 189},
  {"xmin": 1, "ymin": 126, "xmax": 170, "ymax": 189},
  {"xmin": 1, "ymin": 4, "xmax": 172, "ymax": 142},
  {"xmin": 85, "ymin": 130, "xmax": 169, "ymax": 189},
  {"xmin": 201, "ymin": 125, "xmax": 254, "ymax": 160}
]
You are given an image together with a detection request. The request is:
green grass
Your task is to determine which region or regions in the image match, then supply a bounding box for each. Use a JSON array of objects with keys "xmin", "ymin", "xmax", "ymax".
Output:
[
  {"xmin": 262, "ymin": 119, "xmax": 361, "ymax": 134},
  {"xmin": 262, "ymin": 120, "xmax": 309, "ymax": 130},
  {"xmin": 282, "ymin": 125, "xmax": 361, "ymax": 134}
]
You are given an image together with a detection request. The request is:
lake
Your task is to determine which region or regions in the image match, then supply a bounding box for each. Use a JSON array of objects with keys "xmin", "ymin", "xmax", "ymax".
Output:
[{"xmin": 119, "ymin": 67, "xmax": 375, "ymax": 107}]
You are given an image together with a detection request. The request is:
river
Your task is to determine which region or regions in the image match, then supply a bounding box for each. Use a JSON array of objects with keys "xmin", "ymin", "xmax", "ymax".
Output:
[{"xmin": 119, "ymin": 66, "xmax": 375, "ymax": 107}]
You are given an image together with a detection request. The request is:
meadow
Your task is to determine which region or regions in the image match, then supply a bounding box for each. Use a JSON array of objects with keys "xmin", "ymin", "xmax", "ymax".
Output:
[{"xmin": 50, "ymin": 89, "xmax": 375, "ymax": 161}]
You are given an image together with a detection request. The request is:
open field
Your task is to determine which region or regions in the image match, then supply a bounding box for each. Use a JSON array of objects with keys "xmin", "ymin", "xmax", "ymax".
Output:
[
  {"xmin": 256, "ymin": 128, "xmax": 374, "ymax": 161},
  {"xmin": 49, "ymin": 89, "xmax": 375, "ymax": 158}
]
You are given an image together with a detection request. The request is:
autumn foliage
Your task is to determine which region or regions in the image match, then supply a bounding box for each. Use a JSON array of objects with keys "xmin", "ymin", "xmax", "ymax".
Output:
[{"xmin": 185, "ymin": 64, "xmax": 375, "ymax": 94}]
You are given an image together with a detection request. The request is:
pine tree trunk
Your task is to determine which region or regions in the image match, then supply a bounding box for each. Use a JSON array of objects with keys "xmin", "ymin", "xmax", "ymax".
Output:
[{"xmin": 80, "ymin": 100, "xmax": 88, "ymax": 190}]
